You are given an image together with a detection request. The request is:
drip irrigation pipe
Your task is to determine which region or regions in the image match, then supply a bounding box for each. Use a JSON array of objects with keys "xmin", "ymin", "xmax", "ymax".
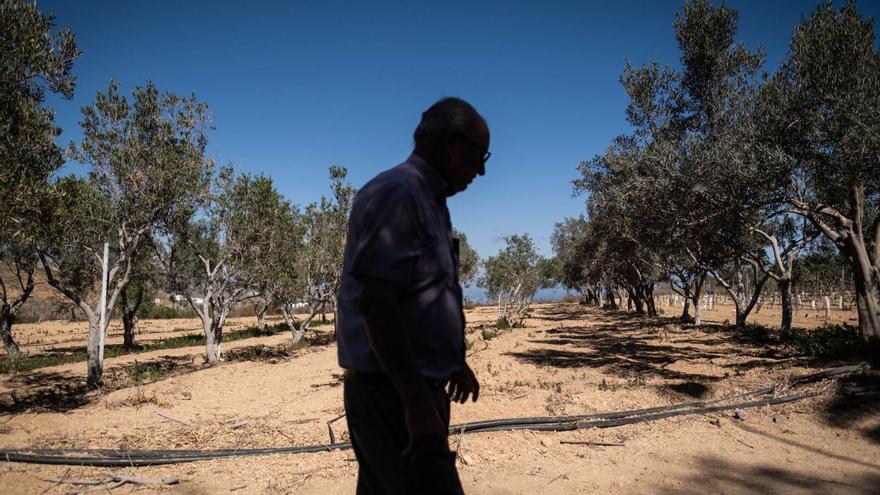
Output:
[{"xmin": 0, "ymin": 364, "xmax": 865, "ymax": 467}]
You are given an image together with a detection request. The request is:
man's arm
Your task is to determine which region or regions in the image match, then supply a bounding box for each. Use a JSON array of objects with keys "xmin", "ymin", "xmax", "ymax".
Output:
[{"xmin": 358, "ymin": 276, "xmax": 449, "ymax": 458}]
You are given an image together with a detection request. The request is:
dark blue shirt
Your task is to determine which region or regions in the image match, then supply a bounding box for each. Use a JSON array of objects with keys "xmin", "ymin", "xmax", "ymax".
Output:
[{"xmin": 336, "ymin": 154, "xmax": 465, "ymax": 380}]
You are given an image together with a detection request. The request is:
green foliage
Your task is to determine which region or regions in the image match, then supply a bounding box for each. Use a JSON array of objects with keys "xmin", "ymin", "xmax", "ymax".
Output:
[
  {"xmin": 453, "ymin": 229, "xmax": 479, "ymax": 287},
  {"xmin": 0, "ymin": 0, "xmax": 79, "ymax": 238},
  {"xmin": 480, "ymin": 234, "xmax": 551, "ymax": 326},
  {"xmin": 789, "ymin": 324, "xmax": 870, "ymax": 360},
  {"xmin": 0, "ymin": 0, "xmax": 80, "ymax": 355},
  {"xmin": 481, "ymin": 328, "xmax": 497, "ymax": 340},
  {"xmin": 758, "ymin": 2, "xmax": 880, "ymax": 338},
  {"xmin": 298, "ymin": 167, "xmax": 356, "ymax": 325},
  {"xmin": 495, "ymin": 316, "xmax": 525, "ymax": 330},
  {"xmin": 127, "ymin": 361, "xmax": 162, "ymax": 383}
]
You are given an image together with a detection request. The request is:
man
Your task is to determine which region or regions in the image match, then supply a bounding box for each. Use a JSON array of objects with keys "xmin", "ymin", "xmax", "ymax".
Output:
[{"xmin": 337, "ymin": 97, "xmax": 489, "ymax": 494}]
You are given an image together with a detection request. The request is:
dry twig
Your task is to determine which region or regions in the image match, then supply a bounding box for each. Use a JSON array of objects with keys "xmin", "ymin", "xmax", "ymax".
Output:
[
  {"xmin": 559, "ymin": 440, "xmax": 625, "ymax": 447},
  {"xmin": 155, "ymin": 411, "xmax": 192, "ymax": 426}
]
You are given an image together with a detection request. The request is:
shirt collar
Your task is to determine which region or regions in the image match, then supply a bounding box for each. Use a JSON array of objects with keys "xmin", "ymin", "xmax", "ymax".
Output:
[{"xmin": 406, "ymin": 153, "xmax": 447, "ymax": 200}]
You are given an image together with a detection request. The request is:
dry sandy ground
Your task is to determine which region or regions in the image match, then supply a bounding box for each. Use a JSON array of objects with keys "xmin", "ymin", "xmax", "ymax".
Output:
[{"xmin": 1, "ymin": 304, "xmax": 878, "ymax": 494}]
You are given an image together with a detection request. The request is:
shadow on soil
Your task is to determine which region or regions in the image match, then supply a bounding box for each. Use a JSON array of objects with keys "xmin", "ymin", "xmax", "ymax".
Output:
[
  {"xmin": 656, "ymin": 455, "xmax": 880, "ymax": 494},
  {"xmin": 517, "ymin": 304, "xmax": 879, "ymax": 442},
  {"xmin": 511, "ymin": 306, "xmax": 792, "ymax": 384},
  {"xmin": 822, "ymin": 371, "xmax": 880, "ymax": 445},
  {"xmin": 0, "ymin": 331, "xmax": 334, "ymax": 414}
]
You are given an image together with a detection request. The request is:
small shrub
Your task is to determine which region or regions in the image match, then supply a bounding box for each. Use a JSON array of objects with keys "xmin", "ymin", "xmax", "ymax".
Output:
[
  {"xmin": 127, "ymin": 361, "xmax": 163, "ymax": 384},
  {"xmin": 495, "ymin": 317, "xmax": 510, "ymax": 330},
  {"xmin": 481, "ymin": 328, "xmax": 497, "ymax": 341},
  {"xmin": 790, "ymin": 324, "xmax": 868, "ymax": 359}
]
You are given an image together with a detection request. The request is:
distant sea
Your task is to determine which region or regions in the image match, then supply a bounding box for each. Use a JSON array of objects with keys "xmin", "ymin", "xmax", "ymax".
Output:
[{"xmin": 463, "ymin": 285, "xmax": 572, "ymax": 304}]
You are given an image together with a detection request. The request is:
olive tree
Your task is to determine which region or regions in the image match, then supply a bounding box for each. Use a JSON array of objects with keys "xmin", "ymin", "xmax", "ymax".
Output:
[
  {"xmin": 479, "ymin": 234, "xmax": 552, "ymax": 327},
  {"xmin": 162, "ymin": 171, "xmax": 291, "ymax": 362},
  {"xmin": 760, "ymin": 2, "xmax": 880, "ymax": 340},
  {"xmin": 574, "ymin": 0, "xmax": 767, "ymax": 324},
  {"xmin": 0, "ymin": 0, "xmax": 79, "ymax": 356},
  {"xmin": 453, "ymin": 228, "xmax": 479, "ymax": 288},
  {"xmin": 118, "ymin": 238, "xmax": 160, "ymax": 349},
  {"xmin": 298, "ymin": 166, "xmax": 355, "ymax": 332},
  {"xmin": 40, "ymin": 81, "xmax": 212, "ymax": 387}
]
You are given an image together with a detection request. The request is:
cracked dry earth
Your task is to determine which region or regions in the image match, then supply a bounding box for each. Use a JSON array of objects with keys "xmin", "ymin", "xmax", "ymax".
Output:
[{"xmin": 1, "ymin": 303, "xmax": 878, "ymax": 494}]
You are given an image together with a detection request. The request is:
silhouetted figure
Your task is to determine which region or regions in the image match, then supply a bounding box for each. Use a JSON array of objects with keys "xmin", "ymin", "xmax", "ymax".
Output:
[{"xmin": 337, "ymin": 97, "xmax": 489, "ymax": 494}]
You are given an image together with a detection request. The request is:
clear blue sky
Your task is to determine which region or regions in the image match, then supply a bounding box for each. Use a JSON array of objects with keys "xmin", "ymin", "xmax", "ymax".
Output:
[{"xmin": 42, "ymin": 0, "xmax": 879, "ymax": 260}]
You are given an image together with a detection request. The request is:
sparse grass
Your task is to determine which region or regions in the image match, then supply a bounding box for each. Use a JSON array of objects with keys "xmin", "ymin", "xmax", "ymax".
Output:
[
  {"xmin": 495, "ymin": 316, "xmax": 526, "ymax": 330},
  {"xmin": 731, "ymin": 322, "xmax": 878, "ymax": 362},
  {"xmin": 598, "ymin": 378, "xmax": 618, "ymax": 392},
  {"xmin": 0, "ymin": 321, "xmax": 305, "ymax": 374},
  {"xmin": 104, "ymin": 388, "xmax": 166, "ymax": 409},
  {"xmin": 127, "ymin": 361, "xmax": 162, "ymax": 383}
]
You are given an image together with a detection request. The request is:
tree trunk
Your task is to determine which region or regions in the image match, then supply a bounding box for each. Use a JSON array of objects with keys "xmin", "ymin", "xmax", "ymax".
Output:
[
  {"xmin": 120, "ymin": 286, "xmax": 143, "ymax": 350},
  {"xmin": 0, "ymin": 307, "xmax": 21, "ymax": 357},
  {"xmin": 85, "ymin": 314, "xmax": 102, "ymax": 388},
  {"xmin": 779, "ymin": 278, "xmax": 793, "ymax": 339},
  {"xmin": 692, "ymin": 272, "xmax": 707, "ymax": 325},
  {"xmin": 281, "ymin": 306, "xmax": 304, "ymax": 344},
  {"xmin": 606, "ymin": 287, "xmax": 617, "ymax": 309},
  {"xmin": 644, "ymin": 283, "xmax": 657, "ymax": 317},
  {"xmin": 855, "ymin": 284, "xmax": 880, "ymax": 340},
  {"xmin": 846, "ymin": 235, "xmax": 880, "ymax": 340},
  {"xmin": 255, "ymin": 299, "xmax": 268, "ymax": 333},
  {"xmin": 201, "ymin": 312, "xmax": 218, "ymax": 363}
]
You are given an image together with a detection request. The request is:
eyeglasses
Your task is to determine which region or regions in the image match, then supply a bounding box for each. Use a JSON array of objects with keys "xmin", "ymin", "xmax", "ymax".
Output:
[{"xmin": 455, "ymin": 134, "xmax": 491, "ymax": 164}]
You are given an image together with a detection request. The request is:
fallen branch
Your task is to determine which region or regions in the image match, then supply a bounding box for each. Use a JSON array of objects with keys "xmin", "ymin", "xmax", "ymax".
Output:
[
  {"xmin": 559, "ymin": 441, "xmax": 624, "ymax": 447},
  {"xmin": 41, "ymin": 472, "xmax": 179, "ymax": 491},
  {"xmin": 155, "ymin": 411, "xmax": 193, "ymax": 426}
]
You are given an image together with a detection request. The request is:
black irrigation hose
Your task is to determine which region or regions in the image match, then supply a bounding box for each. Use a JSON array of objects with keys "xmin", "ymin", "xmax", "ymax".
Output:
[
  {"xmin": 448, "ymin": 363, "xmax": 864, "ymax": 433},
  {"xmin": 0, "ymin": 364, "xmax": 865, "ymax": 467}
]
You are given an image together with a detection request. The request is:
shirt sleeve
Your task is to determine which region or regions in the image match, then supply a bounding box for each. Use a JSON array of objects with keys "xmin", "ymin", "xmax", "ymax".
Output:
[{"xmin": 347, "ymin": 184, "xmax": 424, "ymax": 286}]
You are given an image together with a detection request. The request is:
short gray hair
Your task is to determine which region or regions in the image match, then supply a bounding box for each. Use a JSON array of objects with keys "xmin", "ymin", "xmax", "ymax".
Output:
[{"xmin": 413, "ymin": 97, "xmax": 484, "ymax": 155}]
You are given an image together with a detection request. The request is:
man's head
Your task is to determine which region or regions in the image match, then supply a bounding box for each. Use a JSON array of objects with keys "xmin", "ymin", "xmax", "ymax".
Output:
[{"xmin": 413, "ymin": 97, "xmax": 490, "ymax": 196}]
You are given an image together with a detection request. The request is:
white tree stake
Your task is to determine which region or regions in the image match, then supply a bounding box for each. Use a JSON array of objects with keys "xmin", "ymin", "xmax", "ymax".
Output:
[{"xmin": 98, "ymin": 242, "xmax": 109, "ymax": 365}]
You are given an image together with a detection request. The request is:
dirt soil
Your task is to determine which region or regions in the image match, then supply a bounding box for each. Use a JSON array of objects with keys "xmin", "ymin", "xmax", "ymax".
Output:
[{"xmin": 1, "ymin": 304, "xmax": 878, "ymax": 494}]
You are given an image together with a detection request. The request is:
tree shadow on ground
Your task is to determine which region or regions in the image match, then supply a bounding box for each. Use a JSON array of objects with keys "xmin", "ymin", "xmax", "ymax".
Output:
[
  {"xmin": 656, "ymin": 455, "xmax": 880, "ymax": 495},
  {"xmin": 0, "ymin": 354, "xmax": 202, "ymax": 414},
  {"xmin": 0, "ymin": 335, "xmax": 332, "ymax": 414},
  {"xmin": 508, "ymin": 310, "xmax": 777, "ymax": 383},
  {"xmin": 731, "ymin": 421, "xmax": 880, "ymax": 472},
  {"xmin": 821, "ymin": 370, "xmax": 880, "ymax": 445}
]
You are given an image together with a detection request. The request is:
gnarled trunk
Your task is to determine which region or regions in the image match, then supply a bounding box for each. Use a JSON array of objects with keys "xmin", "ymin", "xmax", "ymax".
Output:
[
  {"xmin": 281, "ymin": 306, "xmax": 304, "ymax": 344},
  {"xmin": 255, "ymin": 298, "xmax": 269, "ymax": 333},
  {"xmin": 120, "ymin": 286, "xmax": 144, "ymax": 350},
  {"xmin": 0, "ymin": 308, "xmax": 20, "ymax": 357},
  {"xmin": 779, "ymin": 278, "xmax": 793, "ymax": 339},
  {"xmin": 85, "ymin": 313, "xmax": 102, "ymax": 388}
]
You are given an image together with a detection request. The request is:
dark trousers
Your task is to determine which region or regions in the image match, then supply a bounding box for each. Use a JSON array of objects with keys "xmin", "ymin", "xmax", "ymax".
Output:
[{"xmin": 343, "ymin": 370, "xmax": 464, "ymax": 495}]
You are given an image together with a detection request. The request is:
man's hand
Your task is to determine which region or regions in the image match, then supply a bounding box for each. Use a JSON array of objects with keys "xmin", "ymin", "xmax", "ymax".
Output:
[
  {"xmin": 402, "ymin": 396, "xmax": 450, "ymax": 459},
  {"xmin": 446, "ymin": 363, "xmax": 480, "ymax": 404}
]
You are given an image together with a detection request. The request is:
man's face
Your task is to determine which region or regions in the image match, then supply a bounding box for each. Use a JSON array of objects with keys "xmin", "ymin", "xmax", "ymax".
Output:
[{"xmin": 445, "ymin": 120, "xmax": 490, "ymax": 196}]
